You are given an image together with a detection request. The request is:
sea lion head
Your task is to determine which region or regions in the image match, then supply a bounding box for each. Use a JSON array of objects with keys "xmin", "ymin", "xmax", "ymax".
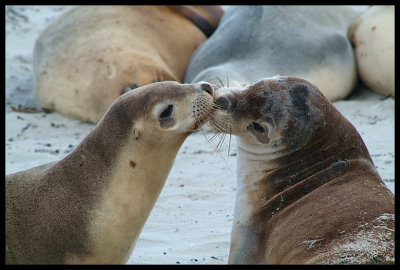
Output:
[
  {"xmin": 211, "ymin": 76, "xmax": 330, "ymax": 153},
  {"xmin": 98, "ymin": 80, "xmax": 216, "ymax": 150},
  {"xmin": 145, "ymin": 80, "xmax": 216, "ymax": 133}
]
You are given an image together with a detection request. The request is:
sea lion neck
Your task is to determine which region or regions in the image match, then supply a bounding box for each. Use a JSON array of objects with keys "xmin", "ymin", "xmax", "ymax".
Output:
[
  {"xmin": 231, "ymin": 131, "xmax": 357, "ymax": 264},
  {"xmin": 69, "ymin": 101, "xmax": 135, "ymax": 163},
  {"xmin": 54, "ymin": 95, "xmax": 140, "ymax": 196},
  {"xmin": 237, "ymin": 106, "xmax": 373, "ymax": 214}
]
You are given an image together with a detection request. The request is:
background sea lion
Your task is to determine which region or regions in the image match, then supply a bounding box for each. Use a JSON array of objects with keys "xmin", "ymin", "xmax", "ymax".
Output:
[
  {"xmin": 33, "ymin": 5, "xmax": 223, "ymax": 123},
  {"xmin": 6, "ymin": 81, "xmax": 216, "ymax": 264},
  {"xmin": 185, "ymin": 6, "xmax": 358, "ymax": 101},
  {"xmin": 349, "ymin": 5, "xmax": 394, "ymax": 97},
  {"xmin": 210, "ymin": 76, "xmax": 394, "ymax": 264}
]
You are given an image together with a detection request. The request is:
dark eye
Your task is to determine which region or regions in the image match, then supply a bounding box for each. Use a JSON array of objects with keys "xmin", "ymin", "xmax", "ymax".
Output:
[
  {"xmin": 252, "ymin": 122, "xmax": 265, "ymax": 133},
  {"xmin": 160, "ymin": 105, "xmax": 173, "ymax": 118}
]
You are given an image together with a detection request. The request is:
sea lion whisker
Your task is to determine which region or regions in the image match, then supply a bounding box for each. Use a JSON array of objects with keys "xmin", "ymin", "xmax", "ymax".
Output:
[
  {"xmin": 209, "ymin": 117, "xmax": 231, "ymax": 134},
  {"xmin": 200, "ymin": 124, "xmax": 225, "ymax": 148},
  {"xmin": 214, "ymin": 130, "xmax": 226, "ymax": 154},
  {"xmin": 210, "ymin": 133, "xmax": 225, "ymax": 156},
  {"xmin": 211, "ymin": 83, "xmax": 221, "ymax": 91},
  {"xmin": 209, "ymin": 77, "xmax": 225, "ymax": 90},
  {"xmin": 199, "ymin": 127, "xmax": 225, "ymax": 159},
  {"xmin": 202, "ymin": 131, "xmax": 223, "ymax": 150},
  {"xmin": 216, "ymin": 77, "xmax": 225, "ymax": 89},
  {"xmin": 199, "ymin": 122, "xmax": 224, "ymax": 154},
  {"xmin": 207, "ymin": 119, "xmax": 225, "ymax": 133},
  {"xmin": 198, "ymin": 122, "xmax": 233, "ymax": 170},
  {"xmin": 212, "ymin": 102, "xmax": 223, "ymax": 110},
  {"xmin": 206, "ymin": 130, "xmax": 223, "ymax": 141},
  {"xmin": 201, "ymin": 130, "xmax": 231, "ymax": 167},
  {"xmin": 211, "ymin": 132, "xmax": 227, "ymax": 146},
  {"xmin": 227, "ymin": 126, "xmax": 232, "ymax": 159},
  {"xmin": 193, "ymin": 110, "xmax": 210, "ymax": 129}
]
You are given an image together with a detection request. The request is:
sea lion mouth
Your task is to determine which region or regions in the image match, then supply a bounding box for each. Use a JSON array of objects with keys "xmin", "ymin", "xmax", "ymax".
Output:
[
  {"xmin": 190, "ymin": 83, "xmax": 216, "ymax": 131},
  {"xmin": 215, "ymin": 96, "xmax": 230, "ymax": 111},
  {"xmin": 193, "ymin": 119, "xmax": 204, "ymax": 131},
  {"xmin": 192, "ymin": 106, "xmax": 217, "ymax": 131}
]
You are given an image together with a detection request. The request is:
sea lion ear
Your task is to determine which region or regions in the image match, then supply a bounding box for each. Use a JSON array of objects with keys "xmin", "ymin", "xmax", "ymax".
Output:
[{"xmin": 134, "ymin": 129, "xmax": 140, "ymax": 141}]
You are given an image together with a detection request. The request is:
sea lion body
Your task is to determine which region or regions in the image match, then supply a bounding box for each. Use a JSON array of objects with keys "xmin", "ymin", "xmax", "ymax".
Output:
[
  {"xmin": 349, "ymin": 5, "xmax": 394, "ymax": 97},
  {"xmin": 6, "ymin": 81, "xmax": 215, "ymax": 264},
  {"xmin": 185, "ymin": 6, "xmax": 358, "ymax": 101},
  {"xmin": 33, "ymin": 5, "xmax": 223, "ymax": 123},
  {"xmin": 211, "ymin": 76, "xmax": 394, "ymax": 264}
]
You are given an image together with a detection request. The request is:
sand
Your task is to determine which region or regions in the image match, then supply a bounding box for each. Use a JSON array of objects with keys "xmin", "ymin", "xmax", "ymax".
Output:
[{"xmin": 5, "ymin": 5, "xmax": 394, "ymax": 264}]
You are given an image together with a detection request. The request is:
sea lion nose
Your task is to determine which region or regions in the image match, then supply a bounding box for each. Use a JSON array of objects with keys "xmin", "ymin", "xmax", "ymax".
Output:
[
  {"xmin": 197, "ymin": 82, "xmax": 214, "ymax": 96},
  {"xmin": 216, "ymin": 96, "xmax": 230, "ymax": 110}
]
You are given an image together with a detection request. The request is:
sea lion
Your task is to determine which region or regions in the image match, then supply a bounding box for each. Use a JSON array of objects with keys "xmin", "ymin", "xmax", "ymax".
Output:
[
  {"xmin": 349, "ymin": 5, "xmax": 394, "ymax": 97},
  {"xmin": 210, "ymin": 76, "xmax": 394, "ymax": 264},
  {"xmin": 6, "ymin": 81, "xmax": 216, "ymax": 264},
  {"xmin": 185, "ymin": 6, "xmax": 358, "ymax": 101},
  {"xmin": 33, "ymin": 5, "xmax": 223, "ymax": 123}
]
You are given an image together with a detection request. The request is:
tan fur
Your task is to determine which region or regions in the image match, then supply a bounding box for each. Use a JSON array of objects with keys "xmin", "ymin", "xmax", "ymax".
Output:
[
  {"xmin": 349, "ymin": 6, "xmax": 394, "ymax": 97},
  {"xmin": 300, "ymin": 65, "xmax": 357, "ymax": 102},
  {"xmin": 33, "ymin": 5, "xmax": 223, "ymax": 123},
  {"xmin": 6, "ymin": 81, "xmax": 215, "ymax": 264},
  {"xmin": 210, "ymin": 76, "xmax": 394, "ymax": 264}
]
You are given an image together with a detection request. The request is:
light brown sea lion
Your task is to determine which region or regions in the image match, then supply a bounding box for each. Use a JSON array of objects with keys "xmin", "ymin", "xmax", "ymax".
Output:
[
  {"xmin": 210, "ymin": 76, "xmax": 394, "ymax": 264},
  {"xmin": 349, "ymin": 5, "xmax": 394, "ymax": 97},
  {"xmin": 6, "ymin": 81, "xmax": 216, "ymax": 264},
  {"xmin": 33, "ymin": 5, "xmax": 223, "ymax": 123}
]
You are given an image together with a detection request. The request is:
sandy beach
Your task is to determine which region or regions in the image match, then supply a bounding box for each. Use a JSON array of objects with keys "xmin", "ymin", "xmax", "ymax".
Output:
[{"xmin": 5, "ymin": 6, "xmax": 394, "ymax": 264}]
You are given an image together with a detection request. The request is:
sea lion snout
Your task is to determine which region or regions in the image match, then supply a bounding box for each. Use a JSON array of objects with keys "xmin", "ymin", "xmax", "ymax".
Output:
[
  {"xmin": 201, "ymin": 83, "xmax": 214, "ymax": 96},
  {"xmin": 215, "ymin": 96, "xmax": 230, "ymax": 110}
]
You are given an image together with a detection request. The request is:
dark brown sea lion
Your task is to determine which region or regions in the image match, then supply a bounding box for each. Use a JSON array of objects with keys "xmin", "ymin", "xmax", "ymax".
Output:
[{"xmin": 210, "ymin": 76, "xmax": 394, "ymax": 264}]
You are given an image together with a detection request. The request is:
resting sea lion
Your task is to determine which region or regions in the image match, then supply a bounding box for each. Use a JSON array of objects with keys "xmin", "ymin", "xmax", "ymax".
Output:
[
  {"xmin": 33, "ymin": 5, "xmax": 223, "ymax": 123},
  {"xmin": 6, "ymin": 81, "xmax": 215, "ymax": 264},
  {"xmin": 185, "ymin": 6, "xmax": 358, "ymax": 101},
  {"xmin": 349, "ymin": 5, "xmax": 394, "ymax": 97},
  {"xmin": 210, "ymin": 76, "xmax": 394, "ymax": 264}
]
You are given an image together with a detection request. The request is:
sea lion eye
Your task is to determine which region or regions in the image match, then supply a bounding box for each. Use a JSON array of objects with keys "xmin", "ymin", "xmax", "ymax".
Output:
[
  {"xmin": 159, "ymin": 104, "xmax": 176, "ymax": 129},
  {"xmin": 252, "ymin": 122, "xmax": 265, "ymax": 133},
  {"xmin": 160, "ymin": 105, "xmax": 173, "ymax": 118}
]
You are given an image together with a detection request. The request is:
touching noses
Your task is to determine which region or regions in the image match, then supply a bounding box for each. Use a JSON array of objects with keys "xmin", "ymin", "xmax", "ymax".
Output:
[{"xmin": 215, "ymin": 96, "xmax": 230, "ymax": 111}]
